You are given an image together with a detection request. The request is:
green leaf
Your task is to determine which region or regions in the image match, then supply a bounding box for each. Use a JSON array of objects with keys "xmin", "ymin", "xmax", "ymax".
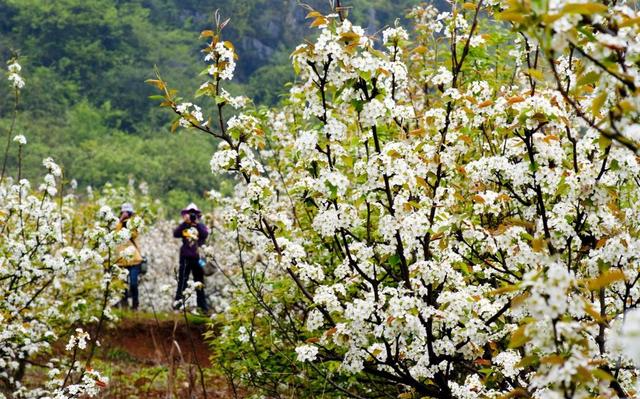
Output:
[
  {"xmin": 598, "ymin": 133, "xmax": 612, "ymax": 150},
  {"xmin": 520, "ymin": 232, "xmax": 534, "ymax": 241},
  {"xmin": 557, "ymin": 176, "xmax": 570, "ymax": 196},
  {"xmin": 577, "ymin": 25, "xmax": 597, "ymax": 41},
  {"xmin": 516, "ymin": 354, "xmax": 539, "ymax": 368},
  {"xmin": 525, "ymin": 68, "xmax": 544, "ymax": 81},
  {"xmin": 591, "ymin": 91, "xmax": 607, "ymax": 116},
  {"xmin": 577, "ymin": 71, "xmax": 601, "ymax": 86},
  {"xmin": 350, "ymin": 99, "xmax": 364, "ymax": 113},
  {"xmin": 592, "ymin": 368, "xmax": 614, "ymax": 381},
  {"xmin": 388, "ymin": 254, "xmax": 401, "ymax": 267}
]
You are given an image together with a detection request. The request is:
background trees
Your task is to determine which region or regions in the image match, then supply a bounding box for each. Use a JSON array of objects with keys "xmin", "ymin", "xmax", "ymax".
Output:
[{"xmin": 0, "ymin": 0, "xmax": 426, "ymax": 212}]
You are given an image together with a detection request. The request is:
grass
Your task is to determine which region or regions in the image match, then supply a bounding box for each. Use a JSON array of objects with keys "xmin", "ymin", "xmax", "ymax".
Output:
[
  {"xmin": 112, "ymin": 308, "xmax": 213, "ymax": 326},
  {"xmin": 104, "ymin": 347, "xmax": 137, "ymax": 362}
]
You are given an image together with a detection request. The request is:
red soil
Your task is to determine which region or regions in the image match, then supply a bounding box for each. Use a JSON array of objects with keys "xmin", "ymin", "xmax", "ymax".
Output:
[
  {"xmin": 10, "ymin": 315, "xmax": 239, "ymax": 398},
  {"xmin": 102, "ymin": 315, "xmax": 212, "ymax": 367},
  {"xmin": 94, "ymin": 315, "xmax": 238, "ymax": 398}
]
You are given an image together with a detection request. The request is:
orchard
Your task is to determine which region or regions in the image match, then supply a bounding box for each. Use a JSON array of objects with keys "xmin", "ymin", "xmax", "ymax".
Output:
[{"xmin": 5, "ymin": 0, "xmax": 640, "ymax": 398}]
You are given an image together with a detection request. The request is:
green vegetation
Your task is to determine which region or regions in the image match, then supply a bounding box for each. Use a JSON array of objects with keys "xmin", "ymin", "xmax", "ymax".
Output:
[{"xmin": 0, "ymin": 0, "xmax": 425, "ymax": 211}]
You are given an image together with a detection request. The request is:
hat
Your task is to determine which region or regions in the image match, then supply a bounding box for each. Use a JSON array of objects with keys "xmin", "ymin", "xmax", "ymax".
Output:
[
  {"xmin": 181, "ymin": 202, "xmax": 201, "ymax": 215},
  {"xmin": 121, "ymin": 203, "xmax": 135, "ymax": 214}
]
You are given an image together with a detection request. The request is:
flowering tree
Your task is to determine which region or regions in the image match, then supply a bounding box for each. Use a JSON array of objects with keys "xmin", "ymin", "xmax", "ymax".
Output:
[
  {"xmin": 0, "ymin": 58, "xmax": 161, "ymax": 398},
  {"xmin": 151, "ymin": 1, "xmax": 640, "ymax": 397}
]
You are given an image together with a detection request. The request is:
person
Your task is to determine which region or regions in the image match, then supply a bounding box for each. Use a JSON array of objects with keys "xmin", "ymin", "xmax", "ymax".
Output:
[
  {"xmin": 173, "ymin": 203, "xmax": 209, "ymax": 312},
  {"xmin": 115, "ymin": 203, "xmax": 144, "ymax": 310}
]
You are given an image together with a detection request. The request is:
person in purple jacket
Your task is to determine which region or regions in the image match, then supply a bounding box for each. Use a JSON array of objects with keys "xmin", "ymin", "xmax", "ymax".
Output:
[{"xmin": 173, "ymin": 202, "xmax": 209, "ymax": 312}]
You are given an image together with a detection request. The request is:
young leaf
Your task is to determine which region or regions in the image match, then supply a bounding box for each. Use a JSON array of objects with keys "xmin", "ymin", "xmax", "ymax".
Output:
[
  {"xmin": 586, "ymin": 269, "xmax": 625, "ymax": 291},
  {"xmin": 561, "ymin": 3, "xmax": 608, "ymax": 14}
]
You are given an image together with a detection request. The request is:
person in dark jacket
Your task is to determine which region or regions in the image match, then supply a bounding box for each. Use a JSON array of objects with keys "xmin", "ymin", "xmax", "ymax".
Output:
[{"xmin": 173, "ymin": 203, "xmax": 209, "ymax": 312}]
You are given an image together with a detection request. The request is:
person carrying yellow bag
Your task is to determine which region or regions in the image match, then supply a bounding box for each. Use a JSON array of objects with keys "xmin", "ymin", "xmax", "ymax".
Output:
[{"xmin": 115, "ymin": 203, "xmax": 144, "ymax": 310}]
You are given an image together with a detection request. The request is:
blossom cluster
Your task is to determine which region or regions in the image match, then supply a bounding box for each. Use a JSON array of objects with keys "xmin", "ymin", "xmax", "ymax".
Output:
[
  {"xmin": 205, "ymin": 40, "xmax": 236, "ymax": 81},
  {"xmin": 6, "ymin": 58, "xmax": 25, "ymax": 90}
]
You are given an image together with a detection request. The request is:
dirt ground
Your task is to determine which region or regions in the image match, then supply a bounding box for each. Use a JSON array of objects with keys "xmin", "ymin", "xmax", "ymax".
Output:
[
  {"xmin": 7, "ymin": 312, "xmax": 240, "ymax": 398},
  {"xmin": 102, "ymin": 315, "xmax": 212, "ymax": 367},
  {"xmin": 94, "ymin": 313, "xmax": 237, "ymax": 398}
]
